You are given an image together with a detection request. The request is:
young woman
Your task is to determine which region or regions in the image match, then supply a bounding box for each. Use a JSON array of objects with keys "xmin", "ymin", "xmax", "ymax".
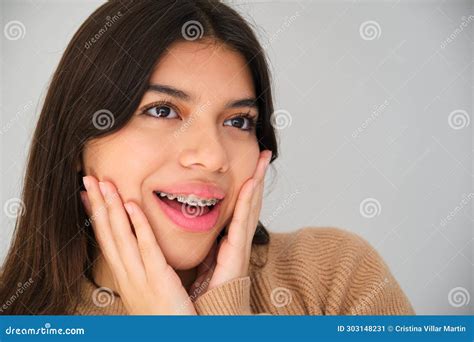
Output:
[{"xmin": 0, "ymin": 0, "xmax": 414, "ymax": 315}]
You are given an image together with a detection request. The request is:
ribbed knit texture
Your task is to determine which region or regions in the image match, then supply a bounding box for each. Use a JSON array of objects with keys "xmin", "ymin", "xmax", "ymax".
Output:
[{"xmin": 73, "ymin": 227, "xmax": 415, "ymax": 315}]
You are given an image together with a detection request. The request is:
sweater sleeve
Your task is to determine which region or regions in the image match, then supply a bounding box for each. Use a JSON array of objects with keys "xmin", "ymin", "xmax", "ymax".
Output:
[
  {"xmin": 192, "ymin": 276, "xmax": 271, "ymax": 315},
  {"xmin": 328, "ymin": 231, "xmax": 416, "ymax": 315}
]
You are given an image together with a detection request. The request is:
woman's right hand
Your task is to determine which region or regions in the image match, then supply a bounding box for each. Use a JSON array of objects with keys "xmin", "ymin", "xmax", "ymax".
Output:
[{"xmin": 81, "ymin": 176, "xmax": 196, "ymax": 315}]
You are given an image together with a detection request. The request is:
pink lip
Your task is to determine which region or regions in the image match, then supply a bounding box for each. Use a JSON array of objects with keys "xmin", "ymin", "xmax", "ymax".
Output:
[
  {"xmin": 154, "ymin": 182, "xmax": 226, "ymax": 200},
  {"xmin": 153, "ymin": 192, "xmax": 222, "ymax": 232}
]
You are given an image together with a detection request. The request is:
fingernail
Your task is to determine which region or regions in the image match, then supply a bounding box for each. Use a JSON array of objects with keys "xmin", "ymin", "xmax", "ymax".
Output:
[
  {"xmin": 124, "ymin": 203, "xmax": 134, "ymax": 214},
  {"xmin": 82, "ymin": 177, "xmax": 90, "ymax": 190},
  {"xmin": 99, "ymin": 182, "xmax": 107, "ymax": 196}
]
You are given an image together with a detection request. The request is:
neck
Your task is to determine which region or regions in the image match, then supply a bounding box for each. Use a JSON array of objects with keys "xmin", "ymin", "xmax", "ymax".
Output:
[{"xmin": 92, "ymin": 253, "xmax": 197, "ymax": 294}]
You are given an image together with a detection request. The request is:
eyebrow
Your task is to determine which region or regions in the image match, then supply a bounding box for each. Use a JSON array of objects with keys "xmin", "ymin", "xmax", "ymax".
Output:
[{"xmin": 146, "ymin": 83, "xmax": 258, "ymax": 110}]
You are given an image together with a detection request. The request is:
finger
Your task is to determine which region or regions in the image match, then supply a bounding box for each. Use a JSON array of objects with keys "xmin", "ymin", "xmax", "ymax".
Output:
[
  {"xmin": 123, "ymin": 201, "xmax": 168, "ymax": 280},
  {"xmin": 80, "ymin": 190, "xmax": 91, "ymax": 216},
  {"xmin": 98, "ymin": 181, "xmax": 145, "ymax": 281},
  {"xmin": 227, "ymin": 178, "xmax": 256, "ymax": 249},
  {"xmin": 248, "ymin": 154, "xmax": 271, "ymax": 239},
  {"xmin": 208, "ymin": 236, "xmax": 233, "ymax": 289},
  {"xmin": 248, "ymin": 181, "xmax": 264, "ymax": 243},
  {"xmin": 227, "ymin": 150, "xmax": 271, "ymax": 248},
  {"xmin": 82, "ymin": 176, "xmax": 126, "ymax": 277},
  {"xmin": 247, "ymin": 151, "xmax": 271, "ymax": 234},
  {"xmin": 253, "ymin": 150, "xmax": 272, "ymax": 182}
]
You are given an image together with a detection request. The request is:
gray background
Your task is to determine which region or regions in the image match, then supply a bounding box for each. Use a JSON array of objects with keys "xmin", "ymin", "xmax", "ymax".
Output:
[{"xmin": 1, "ymin": 0, "xmax": 472, "ymax": 315}]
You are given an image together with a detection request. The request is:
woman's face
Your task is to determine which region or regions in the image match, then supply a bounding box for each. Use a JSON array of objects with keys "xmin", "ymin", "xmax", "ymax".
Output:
[{"xmin": 82, "ymin": 40, "xmax": 260, "ymax": 270}]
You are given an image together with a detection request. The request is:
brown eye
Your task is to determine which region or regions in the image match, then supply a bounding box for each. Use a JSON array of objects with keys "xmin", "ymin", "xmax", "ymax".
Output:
[
  {"xmin": 145, "ymin": 105, "xmax": 179, "ymax": 119},
  {"xmin": 224, "ymin": 115, "xmax": 256, "ymax": 131}
]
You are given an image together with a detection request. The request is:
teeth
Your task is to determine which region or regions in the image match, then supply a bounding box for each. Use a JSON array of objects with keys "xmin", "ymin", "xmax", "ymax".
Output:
[{"xmin": 156, "ymin": 191, "xmax": 219, "ymax": 207}]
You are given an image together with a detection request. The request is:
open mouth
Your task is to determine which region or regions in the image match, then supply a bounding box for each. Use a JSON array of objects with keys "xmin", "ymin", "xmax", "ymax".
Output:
[
  {"xmin": 153, "ymin": 191, "xmax": 222, "ymax": 232},
  {"xmin": 155, "ymin": 192, "xmax": 218, "ymax": 215}
]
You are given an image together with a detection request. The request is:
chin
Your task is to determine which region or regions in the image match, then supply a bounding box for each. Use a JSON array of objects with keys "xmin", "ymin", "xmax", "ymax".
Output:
[
  {"xmin": 168, "ymin": 258, "xmax": 200, "ymax": 271},
  {"xmin": 147, "ymin": 212, "xmax": 229, "ymax": 270},
  {"xmin": 165, "ymin": 250, "xmax": 206, "ymax": 270},
  {"xmin": 158, "ymin": 236, "xmax": 213, "ymax": 271}
]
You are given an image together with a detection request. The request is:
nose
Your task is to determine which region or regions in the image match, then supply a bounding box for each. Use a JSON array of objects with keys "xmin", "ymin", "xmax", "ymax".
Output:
[{"xmin": 177, "ymin": 120, "xmax": 230, "ymax": 173}]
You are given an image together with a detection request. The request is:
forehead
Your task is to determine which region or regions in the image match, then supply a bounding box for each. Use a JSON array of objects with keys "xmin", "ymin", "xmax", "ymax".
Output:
[{"xmin": 148, "ymin": 40, "xmax": 255, "ymax": 102}]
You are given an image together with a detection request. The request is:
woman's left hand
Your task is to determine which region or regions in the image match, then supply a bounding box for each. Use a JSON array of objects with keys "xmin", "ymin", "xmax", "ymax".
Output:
[{"xmin": 188, "ymin": 150, "xmax": 272, "ymax": 297}]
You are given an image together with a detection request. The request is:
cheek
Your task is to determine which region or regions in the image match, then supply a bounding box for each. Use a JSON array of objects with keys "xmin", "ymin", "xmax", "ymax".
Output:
[
  {"xmin": 230, "ymin": 141, "xmax": 260, "ymax": 180},
  {"xmin": 222, "ymin": 142, "xmax": 260, "ymax": 217},
  {"xmin": 82, "ymin": 131, "xmax": 164, "ymax": 200}
]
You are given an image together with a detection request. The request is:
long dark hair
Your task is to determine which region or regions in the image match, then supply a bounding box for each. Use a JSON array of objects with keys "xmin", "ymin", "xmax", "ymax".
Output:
[{"xmin": 0, "ymin": 0, "xmax": 278, "ymax": 315}]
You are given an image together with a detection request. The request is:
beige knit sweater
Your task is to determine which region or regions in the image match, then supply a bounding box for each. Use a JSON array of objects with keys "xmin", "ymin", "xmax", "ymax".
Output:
[{"xmin": 74, "ymin": 227, "xmax": 415, "ymax": 315}]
